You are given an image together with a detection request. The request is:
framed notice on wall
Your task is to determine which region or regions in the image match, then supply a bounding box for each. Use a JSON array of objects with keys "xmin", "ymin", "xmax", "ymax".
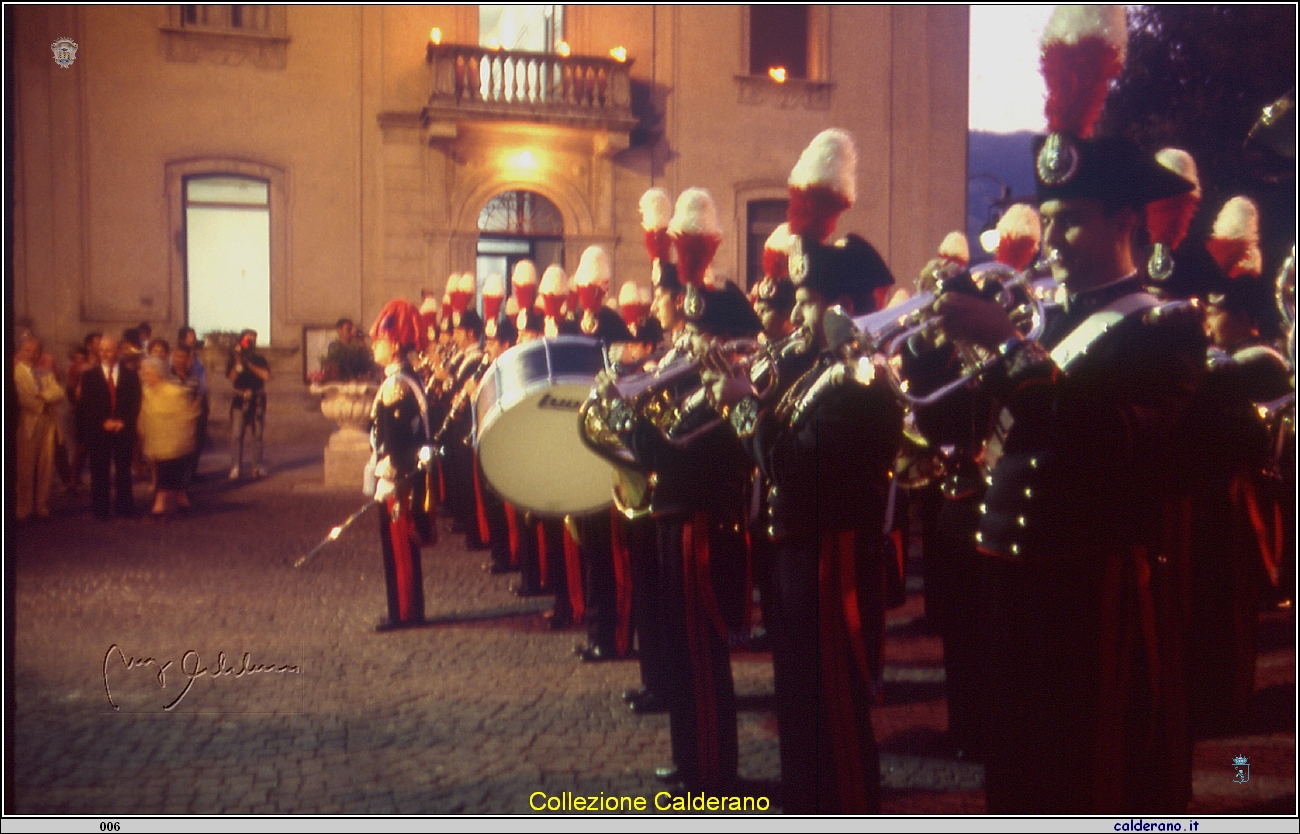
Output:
[{"xmin": 302, "ymin": 325, "xmax": 336, "ymax": 384}]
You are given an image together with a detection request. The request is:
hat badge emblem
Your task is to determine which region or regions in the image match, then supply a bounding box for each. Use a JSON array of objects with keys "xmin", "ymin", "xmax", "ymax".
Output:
[
  {"xmin": 1037, "ymin": 133, "xmax": 1080, "ymax": 187},
  {"xmin": 684, "ymin": 285, "xmax": 706, "ymax": 319},
  {"xmin": 787, "ymin": 235, "xmax": 808, "ymax": 284}
]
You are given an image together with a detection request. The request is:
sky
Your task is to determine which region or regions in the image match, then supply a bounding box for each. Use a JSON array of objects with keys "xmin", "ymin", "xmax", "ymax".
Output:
[{"xmin": 969, "ymin": 5, "xmax": 1056, "ymax": 133}]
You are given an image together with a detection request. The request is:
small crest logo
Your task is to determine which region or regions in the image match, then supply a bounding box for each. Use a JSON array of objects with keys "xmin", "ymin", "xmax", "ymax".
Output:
[
  {"xmin": 1232, "ymin": 755, "xmax": 1250, "ymax": 784},
  {"xmin": 683, "ymin": 285, "xmax": 706, "ymax": 321},
  {"xmin": 51, "ymin": 37, "xmax": 78, "ymax": 69},
  {"xmin": 1036, "ymin": 132, "xmax": 1080, "ymax": 187},
  {"xmin": 787, "ymin": 234, "xmax": 808, "ymax": 284}
]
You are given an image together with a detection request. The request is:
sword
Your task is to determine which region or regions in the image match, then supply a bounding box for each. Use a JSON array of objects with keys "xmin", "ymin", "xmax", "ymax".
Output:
[{"xmin": 294, "ymin": 500, "xmax": 379, "ymax": 568}]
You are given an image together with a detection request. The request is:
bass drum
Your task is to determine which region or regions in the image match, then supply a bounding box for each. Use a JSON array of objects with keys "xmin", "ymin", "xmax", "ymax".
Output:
[{"xmin": 475, "ymin": 336, "xmax": 612, "ymax": 517}]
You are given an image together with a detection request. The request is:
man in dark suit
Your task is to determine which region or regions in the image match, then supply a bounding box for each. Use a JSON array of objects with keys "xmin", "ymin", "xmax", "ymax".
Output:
[{"xmin": 77, "ymin": 334, "xmax": 142, "ymax": 518}]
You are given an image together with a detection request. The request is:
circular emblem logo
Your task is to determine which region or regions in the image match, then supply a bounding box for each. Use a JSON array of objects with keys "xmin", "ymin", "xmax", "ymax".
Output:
[
  {"xmin": 683, "ymin": 285, "xmax": 706, "ymax": 320},
  {"xmin": 1036, "ymin": 133, "xmax": 1079, "ymax": 187}
]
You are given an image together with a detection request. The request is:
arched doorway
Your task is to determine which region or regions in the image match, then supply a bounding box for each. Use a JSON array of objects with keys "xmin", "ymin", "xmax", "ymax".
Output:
[{"xmin": 476, "ymin": 190, "xmax": 564, "ymax": 309}]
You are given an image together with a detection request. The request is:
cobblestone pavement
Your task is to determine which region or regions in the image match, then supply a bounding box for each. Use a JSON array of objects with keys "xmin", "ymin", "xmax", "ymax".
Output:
[{"xmin": 8, "ymin": 390, "xmax": 1296, "ymax": 816}]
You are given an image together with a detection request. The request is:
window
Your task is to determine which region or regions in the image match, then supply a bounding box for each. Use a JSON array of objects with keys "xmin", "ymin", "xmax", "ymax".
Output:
[
  {"xmin": 178, "ymin": 5, "xmax": 273, "ymax": 34},
  {"xmin": 162, "ymin": 6, "xmax": 288, "ymax": 69},
  {"xmin": 749, "ymin": 5, "xmax": 809, "ymax": 79},
  {"xmin": 477, "ymin": 190, "xmax": 565, "ymax": 308},
  {"xmin": 745, "ymin": 199, "xmax": 789, "ymax": 290},
  {"xmin": 184, "ymin": 176, "xmax": 271, "ymax": 340},
  {"xmin": 479, "ymin": 5, "xmax": 564, "ymax": 52}
]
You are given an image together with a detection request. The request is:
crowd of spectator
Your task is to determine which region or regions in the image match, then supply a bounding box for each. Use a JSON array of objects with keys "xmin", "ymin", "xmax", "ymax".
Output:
[{"xmin": 12, "ymin": 322, "xmax": 217, "ymax": 521}]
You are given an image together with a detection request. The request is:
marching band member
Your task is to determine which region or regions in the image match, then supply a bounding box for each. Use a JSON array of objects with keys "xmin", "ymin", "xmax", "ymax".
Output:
[
  {"xmin": 1184, "ymin": 196, "xmax": 1291, "ymax": 736},
  {"xmin": 440, "ymin": 309, "xmax": 487, "ymax": 549},
  {"xmin": 1144, "ymin": 148, "xmax": 1205, "ymax": 296},
  {"xmin": 931, "ymin": 6, "xmax": 1205, "ymax": 812},
  {"xmin": 539, "ymin": 264, "xmax": 577, "ymax": 337},
  {"xmin": 511, "ymin": 260, "xmax": 539, "ymax": 335},
  {"xmin": 721, "ymin": 128, "xmax": 899, "ymax": 813},
  {"xmin": 508, "ymin": 308, "xmax": 552, "ymax": 601},
  {"xmin": 369, "ymin": 299, "xmax": 432, "ymax": 631},
  {"xmin": 601, "ymin": 187, "xmax": 758, "ymax": 793},
  {"xmin": 571, "ymin": 246, "xmax": 637, "ymax": 661}
]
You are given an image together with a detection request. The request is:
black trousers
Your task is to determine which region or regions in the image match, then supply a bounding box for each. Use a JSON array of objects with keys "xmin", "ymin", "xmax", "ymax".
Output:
[
  {"xmin": 626, "ymin": 513, "xmax": 668, "ymax": 695},
  {"xmin": 580, "ymin": 511, "xmax": 617, "ymax": 651},
  {"xmin": 89, "ymin": 430, "xmax": 135, "ymax": 517},
  {"xmin": 771, "ymin": 534, "xmax": 882, "ymax": 814},
  {"xmin": 656, "ymin": 514, "xmax": 741, "ymax": 791}
]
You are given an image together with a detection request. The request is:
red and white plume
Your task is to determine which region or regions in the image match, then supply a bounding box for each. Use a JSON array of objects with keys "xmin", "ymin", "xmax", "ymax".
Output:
[
  {"xmin": 449, "ymin": 272, "xmax": 475, "ymax": 314},
  {"xmin": 640, "ymin": 188, "xmax": 674, "ymax": 263},
  {"xmin": 787, "ymin": 129, "xmax": 857, "ymax": 243},
  {"xmin": 511, "ymin": 260, "xmax": 539, "ymax": 316},
  {"xmin": 1206, "ymin": 197, "xmax": 1262, "ymax": 279},
  {"xmin": 619, "ymin": 281, "xmax": 650, "ymax": 326},
  {"xmin": 574, "ymin": 245, "xmax": 612, "ymax": 312},
  {"xmin": 482, "ymin": 272, "xmax": 505, "ymax": 323},
  {"xmin": 993, "ymin": 205, "xmax": 1042, "ymax": 271},
  {"xmin": 1040, "ymin": 5, "xmax": 1127, "ymax": 139},
  {"xmin": 1147, "ymin": 148, "xmax": 1202, "ymax": 251},
  {"xmin": 539, "ymin": 264, "xmax": 569, "ymax": 318},
  {"xmin": 439, "ymin": 283, "xmax": 454, "ymax": 325},
  {"xmin": 668, "ymin": 188, "xmax": 722, "ymax": 288},
  {"xmin": 937, "ymin": 231, "xmax": 970, "ymax": 269},
  {"xmin": 762, "ymin": 223, "xmax": 792, "ymax": 280}
]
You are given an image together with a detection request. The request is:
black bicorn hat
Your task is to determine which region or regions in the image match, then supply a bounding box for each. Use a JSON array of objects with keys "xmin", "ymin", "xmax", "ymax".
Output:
[
  {"xmin": 455, "ymin": 309, "xmax": 484, "ymax": 338},
  {"xmin": 683, "ymin": 282, "xmax": 762, "ymax": 339},
  {"xmin": 791, "ymin": 233, "xmax": 894, "ymax": 314}
]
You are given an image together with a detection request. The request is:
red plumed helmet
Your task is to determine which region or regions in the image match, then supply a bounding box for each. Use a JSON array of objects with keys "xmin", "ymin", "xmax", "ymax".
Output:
[{"xmin": 370, "ymin": 299, "xmax": 428, "ymax": 353}]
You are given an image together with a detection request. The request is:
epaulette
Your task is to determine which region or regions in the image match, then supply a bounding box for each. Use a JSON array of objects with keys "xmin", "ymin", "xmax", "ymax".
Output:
[{"xmin": 380, "ymin": 374, "xmax": 406, "ymax": 407}]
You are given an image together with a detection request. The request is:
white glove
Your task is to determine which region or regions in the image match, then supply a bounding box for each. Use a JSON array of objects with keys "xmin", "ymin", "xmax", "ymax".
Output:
[{"xmin": 374, "ymin": 477, "xmax": 396, "ymax": 504}]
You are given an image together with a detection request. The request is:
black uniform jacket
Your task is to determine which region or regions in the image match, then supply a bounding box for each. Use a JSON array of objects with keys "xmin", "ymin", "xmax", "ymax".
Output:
[{"xmin": 752, "ymin": 353, "xmax": 903, "ymax": 539}]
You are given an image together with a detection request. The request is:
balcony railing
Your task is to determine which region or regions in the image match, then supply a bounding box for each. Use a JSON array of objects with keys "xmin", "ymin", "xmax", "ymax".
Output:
[{"xmin": 424, "ymin": 44, "xmax": 636, "ymax": 131}]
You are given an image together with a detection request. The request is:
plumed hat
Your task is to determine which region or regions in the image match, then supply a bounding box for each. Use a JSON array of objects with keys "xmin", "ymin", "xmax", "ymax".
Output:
[
  {"xmin": 762, "ymin": 223, "xmax": 793, "ymax": 282},
  {"xmin": 993, "ymin": 205, "xmax": 1042, "ymax": 272},
  {"xmin": 787, "ymin": 129, "xmax": 856, "ymax": 244},
  {"xmin": 1034, "ymin": 6, "xmax": 1193, "ymax": 211},
  {"xmin": 1146, "ymin": 148, "xmax": 1203, "ymax": 282},
  {"xmin": 791, "ymin": 233, "xmax": 895, "ymax": 314},
  {"xmin": 640, "ymin": 188, "xmax": 674, "ymax": 264},
  {"xmin": 482, "ymin": 273, "xmax": 506, "ymax": 338},
  {"xmin": 370, "ymin": 299, "xmax": 428, "ymax": 353}
]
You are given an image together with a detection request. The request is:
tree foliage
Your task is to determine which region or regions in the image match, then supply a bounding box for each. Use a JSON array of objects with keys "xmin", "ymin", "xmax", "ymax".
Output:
[{"xmin": 1100, "ymin": 5, "xmax": 1296, "ymax": 269}]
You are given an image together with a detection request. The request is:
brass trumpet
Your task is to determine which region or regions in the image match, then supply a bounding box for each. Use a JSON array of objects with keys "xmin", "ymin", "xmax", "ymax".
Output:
[{"xmin": 840, "ymin": 259, "xmax": 1061, "ymax": 408}]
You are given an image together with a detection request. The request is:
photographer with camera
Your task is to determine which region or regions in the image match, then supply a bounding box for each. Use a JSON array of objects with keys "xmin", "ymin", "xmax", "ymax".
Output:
[{"xmin": 226, "ymin": 328, "xmax": 270, "ymax": 480}]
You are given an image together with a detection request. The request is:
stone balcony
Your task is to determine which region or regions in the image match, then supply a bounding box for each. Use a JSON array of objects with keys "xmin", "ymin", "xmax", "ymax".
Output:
[{"xmin": 422, "ymin": 43, "xmax": 639, "ymax": 138}]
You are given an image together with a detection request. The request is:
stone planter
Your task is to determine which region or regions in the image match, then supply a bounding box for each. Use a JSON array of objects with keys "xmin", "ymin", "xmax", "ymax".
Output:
[{"xmin": 311, "ymin": 381, "xmax": 377, "ymax": 487}]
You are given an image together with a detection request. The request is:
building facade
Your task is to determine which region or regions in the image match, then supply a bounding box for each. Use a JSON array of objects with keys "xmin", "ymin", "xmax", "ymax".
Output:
[{"xmin": 9, "ymin": 5, "xmax": 968, "ymax": 354}]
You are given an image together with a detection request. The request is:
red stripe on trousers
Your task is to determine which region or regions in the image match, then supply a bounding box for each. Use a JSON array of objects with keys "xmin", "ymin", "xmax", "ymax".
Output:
[
  {"xmin": 611, "ymin": 508, "xmax": 633, "ymax": 657},
  {"xmin": 818, "ymin": 530, "xmax": 871, "ymax": 812},
  {"xmin": 388, "ymin": 494, "xmax": 418, "ymax": 623},
  {"xmin": 683, "ymin": 515, "xmax": 720, "ymax": 786},
  {"xmin": 563, "ymin": 523, "xmax": 585, "ymax": 624}
]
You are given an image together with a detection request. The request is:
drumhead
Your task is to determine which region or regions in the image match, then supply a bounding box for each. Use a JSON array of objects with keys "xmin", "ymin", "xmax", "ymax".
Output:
[
  {"xmin": 477, "ymin": 383, "xmax": 612, "ymax": 517},
  {"xmin": 475, "ymin": 337, "xmax": 613, "ymax": 517}
]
